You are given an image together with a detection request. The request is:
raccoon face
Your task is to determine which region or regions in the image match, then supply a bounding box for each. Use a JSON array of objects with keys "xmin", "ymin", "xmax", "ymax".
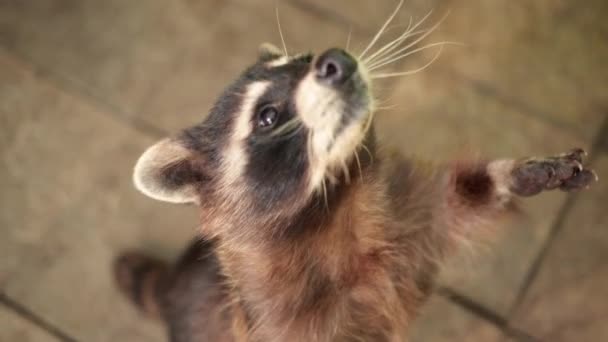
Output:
[{"xmin": 133, "ymin": 43, "xmax": 373, "ymax": 217}]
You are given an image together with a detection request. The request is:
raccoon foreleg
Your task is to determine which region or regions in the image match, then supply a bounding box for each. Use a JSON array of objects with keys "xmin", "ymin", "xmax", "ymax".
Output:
[{"xmin": 443, "ymin": 148, "xmax": 597, "ymax": 239}]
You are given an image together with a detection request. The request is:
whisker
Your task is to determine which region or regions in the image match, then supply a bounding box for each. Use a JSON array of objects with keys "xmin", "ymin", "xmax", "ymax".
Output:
[
  {"xmin": 375, "ymin": 104, "xmax": 398, "ymax": 111},
  {"xmin": 277, "ymin": 123, "xmax": 304, "ymax": 141},
  {"xmin": 368, "ymin": 11, "xmax": 450, "ymax": 69},
  {"xmin": 359, "ymin": 0, "xmax": 405, "ymax": 59},
  {"xmin": 381, "ymin": 21, "xmax": 414, "ymax": 37},
  {"xmin": 345, "ymin": 26, "xmax": 353, "ymax": 52},
  {"xmin": 360, "ymin": 143, "xmax": 374, "ymax": 163},
  {"xmin": 325, "ymin": 170, "xmax": 339, "ymax": 185},
  {"xmin": 364, "ymin": 9, "xmax": 435, "ymax": 66},
  {"xmin": 321, "ymin": 179, "xmax": 329, "ymax": 211},
  {"xmin": 353, "ymin": 149, "xmax": 363, "ymax": 182},
  {"xmin": 364, "ymin": 28, "xmax": 429, "ymax": 66},
  {"xmin": 369, "ymin": 41, "xmax": 461, "ymax": 71},
  {"xmin": 270, "ymin": 117, "xmax": 298, "ymax": 136},
  {"xmin": 363, "ymin": 16, "xmax": 415, "ymax": 65},
  {"xmin": 366, "ymin": 16, "xmax": 414, "ymax": 62},
  {"xmin": 364, "ymin": 111, "xmax": 375, "ymax": 136},
  {"xmin": 341, "ymin": 160, "xmax": 351, "ymax": 184},
  {"xmin": 275, "ymin": 5, "xmax": 289, "ymax": 56},
  {"xmin": 370, "ymin": 44, "xmax": 445, "ymax": 79}
]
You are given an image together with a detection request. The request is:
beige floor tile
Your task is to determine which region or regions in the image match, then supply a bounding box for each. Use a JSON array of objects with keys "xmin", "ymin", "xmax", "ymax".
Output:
[
  {"xmin": 510, "ymin": 154, "xmax": 608, "ymax": 342},
  {"xmin": 0, "ymin": 52, "xmax": 198, "ymax": 341},
  {"xmin": 409, "ymin": 296, "xmax": 506, "ymax": 342},
  {"xmin": 431, "ymin": 0, "xmax": 608, "ymax": 138},
  {"xmin": 0, "ymin": 0, "xmax": 355, "ymax": 135},
  {"xmin": 135, "ymin": 0, "xmax": 353, "ymax": 134},
  {"xmin": 0, "ymin": 0, "xmax": 227, "ymax": 125}
]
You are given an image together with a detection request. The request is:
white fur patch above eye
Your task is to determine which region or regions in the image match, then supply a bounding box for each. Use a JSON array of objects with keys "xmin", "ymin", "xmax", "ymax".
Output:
[
  {"xmin": 133, "ymin": 139, "xmax": 199, "ymax": 204},
  {"xmin": 220, "ymin": 81, "xmax": 271, "ymax": 188}
]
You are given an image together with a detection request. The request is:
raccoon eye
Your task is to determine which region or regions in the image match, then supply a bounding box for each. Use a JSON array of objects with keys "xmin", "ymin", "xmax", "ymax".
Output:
[{"xmin": 257, "ymin": 106, "xmax": 279, "ymax": 129}]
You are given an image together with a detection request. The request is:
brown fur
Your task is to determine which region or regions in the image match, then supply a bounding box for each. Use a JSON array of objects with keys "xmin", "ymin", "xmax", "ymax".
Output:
[
  {"xmin": 119, "ymin": 144, "xmax": 595, "ymax": 341},
  {"xmin": 116, "ymin": 46, "xmax": 596, "ymax": 340},
  {"xmin": 119, "ymin": 144, "xmax": 596, "ymax": 342}
]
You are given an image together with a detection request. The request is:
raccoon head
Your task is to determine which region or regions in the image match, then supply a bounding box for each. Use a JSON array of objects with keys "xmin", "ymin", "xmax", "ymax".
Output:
[{"xmin": 133, "ymin": 43, "xmax": 373, "ymax": 222}]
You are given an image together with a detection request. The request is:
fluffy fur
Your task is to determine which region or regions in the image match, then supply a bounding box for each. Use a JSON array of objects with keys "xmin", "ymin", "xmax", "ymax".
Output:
[{"xmin": 114, "ymin": 26, "xmax": 597, "ymax": 341}]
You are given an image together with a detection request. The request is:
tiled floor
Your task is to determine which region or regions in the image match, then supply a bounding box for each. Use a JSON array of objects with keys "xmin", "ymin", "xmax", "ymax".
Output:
[{"xmin": 1, "ymin": 0, "xmax": 606, "ymax": 341}]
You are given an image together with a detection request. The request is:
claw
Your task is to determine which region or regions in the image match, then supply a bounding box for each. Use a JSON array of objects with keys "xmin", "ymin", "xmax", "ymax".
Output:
[
  {"xmin": 563, "ymin": 148, "xmax": 587, "ymax": 163},
  {"xmin": 574, "ymin": 160, "xmax": 584, "ymax": 173},
  {"xmin": 572, "ymin": 147, "xmax": 587, "ymax": 156},
  {"xmin": 590, "ymin": 169, "xmax": 599, "ymax": 182}
]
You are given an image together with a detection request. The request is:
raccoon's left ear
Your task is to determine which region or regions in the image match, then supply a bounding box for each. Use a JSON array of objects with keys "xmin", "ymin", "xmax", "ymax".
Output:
[
  {"xmin": 133, "ymin": 138, "xmax": 205, "ymax": 204},
  {"xmin": 258, "ymin": 42, "xmax": 284, "ymax": 60}
]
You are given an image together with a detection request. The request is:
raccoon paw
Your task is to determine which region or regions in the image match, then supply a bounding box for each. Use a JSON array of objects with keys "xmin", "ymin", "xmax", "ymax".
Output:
[{"xmin": 510, "ymin": 148, "xmax": 598, "ymax": 197}]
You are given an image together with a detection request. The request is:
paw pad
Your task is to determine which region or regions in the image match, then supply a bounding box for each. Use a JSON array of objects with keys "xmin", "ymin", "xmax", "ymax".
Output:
[{"xmin": 511, "ymin": 148, "xmax": 597, "ymax": 196}]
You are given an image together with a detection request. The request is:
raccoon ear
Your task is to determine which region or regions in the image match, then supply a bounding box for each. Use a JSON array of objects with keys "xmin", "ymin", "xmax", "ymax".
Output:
[
  {"xmin": 133, "ymin": 138, "xmax": 204, "ymax": 204},
  {"xmin": 258, "ymin": 42, "xmax": 284, "ymax": 60}
]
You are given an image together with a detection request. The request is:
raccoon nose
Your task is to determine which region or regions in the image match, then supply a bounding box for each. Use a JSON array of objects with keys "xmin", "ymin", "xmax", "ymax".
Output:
[{"xmin": 315, "ymin": 48, "xmax": 357, "ymax": 86}]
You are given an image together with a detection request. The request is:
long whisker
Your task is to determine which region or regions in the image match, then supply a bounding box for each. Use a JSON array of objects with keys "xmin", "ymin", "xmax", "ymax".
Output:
[
  {"xmin": 364, "ymin": 28, "xmax": 429, "ymax": 67},
  {"xmin": 358, "ymin": 0, "xmax": 405, "ymax": 59},
  {"xmin": 270, "ymin": 117, "xmax": 302, "ymax": 137},
  {"xmin": 275, "ymin": 5, "xmax": 289, "ymax": 56},
  {"xmin": 341, "ymin": 160, "xmax": 351, "ymax": 184},
  {"xmin": 353, "ymin": 149, "xmax": 363, "ymax": 182},
  {"xmin": 363, "ymin": 16, "xmax": 413, "ymax": 64},
  {"xmin": 364, "ymin": 9, "xmax": 435, "ymax": 66},
  {"xmin": 364, "ymin": 29, "xmax": 431, "ymax": 67},
  {"xmin": 360, "ymin": 143, "xmax": 374, "ymax": 163},
  {"xmin": 369, "ymin": 41, "xmax": 461, "ymax": 71},
  {"xmin": 321, "ymin": 179, "xmax": 329, "ymax": 211},
  {"xmin": 368, "ymin": 11, "xmax": 450, "ymax": 69},
  {"xmin": 372, "ymin": 91, "xmax": 399, "ymax": 106},
  {"xmin": 370, "ymin": 44, "xmax": 445, "ymax": 79},
  {"xmin": 374, "ymin": 104, "xmax": 398, "ymax": 111},
  {"xmin": 278, "ymin": 123, "xmax": 304, "ymax": 141},
  {"xmin": 362, "ymin": 110, "xmax": 376, "ymax": 141},
  {"xmin": 325, "ymin": 169, "xmax": 339, "ymax": 184},
  {"xmin": 363, "ymin": 17, "xmax": 416, "ymax": 65},
  {"xmin": 345, "ymin": 26, "xmax": 353, "ymax": 52}
]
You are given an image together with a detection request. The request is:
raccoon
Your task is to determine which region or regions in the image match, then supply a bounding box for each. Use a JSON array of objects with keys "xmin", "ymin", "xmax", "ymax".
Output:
[{"xmin": 113, "ymin": 3, "xmax": 598, "ymax": 341}]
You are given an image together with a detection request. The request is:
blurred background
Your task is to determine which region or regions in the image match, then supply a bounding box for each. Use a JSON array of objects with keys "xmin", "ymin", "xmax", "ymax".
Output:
[{"xmin": 1, "ymin": 0, "xmax": 607, "ymax": 341}]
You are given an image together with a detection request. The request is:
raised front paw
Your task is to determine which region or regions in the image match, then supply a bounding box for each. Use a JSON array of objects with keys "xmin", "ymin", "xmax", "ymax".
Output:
[{"xmin": 510, "ymin": 148, "xmax": 598, "ymax": 197}]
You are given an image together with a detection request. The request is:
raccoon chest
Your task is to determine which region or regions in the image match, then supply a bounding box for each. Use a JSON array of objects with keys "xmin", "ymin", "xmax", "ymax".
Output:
[{"xmin": 237, "ymin": 250, "xmax": 405, "ymax": 341}]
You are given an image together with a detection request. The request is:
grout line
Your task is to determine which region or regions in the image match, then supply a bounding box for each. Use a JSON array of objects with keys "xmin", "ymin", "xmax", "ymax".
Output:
[
  {"xmin": 0, "ymin": 47, "xmax": 168, "ymax": 140},
  {"xmin": 0, "ymin": 292, "xmax": 79, "ymax": 342},
  {"xmin": 437, "ymin": 287, "xmax": 538, "ymax": 342},
  {"xmin": 509, "ymin": 112, "xmax": 608, "ymax": 315},
  {"xmin": 508, "ymin": 193, "xmax": 578, "ymax": 314}
]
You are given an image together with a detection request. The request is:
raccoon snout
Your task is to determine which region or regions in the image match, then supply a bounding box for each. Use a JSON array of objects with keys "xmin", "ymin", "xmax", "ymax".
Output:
[{"xmin": 315, "ymin": 48, "xmax": 357, "ymax": 86}]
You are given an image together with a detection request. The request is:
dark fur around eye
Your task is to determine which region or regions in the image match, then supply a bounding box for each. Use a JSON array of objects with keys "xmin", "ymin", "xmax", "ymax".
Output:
[{"xmin": 294, "ymin": 53, "xmax": 314, "ymax": 64}]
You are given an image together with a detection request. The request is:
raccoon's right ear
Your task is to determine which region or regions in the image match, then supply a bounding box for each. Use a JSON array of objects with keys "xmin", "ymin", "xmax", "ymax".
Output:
[
  {"xmin": 258, "ymin": 42, "xmax": 284, "ymax": 60},
  {"xmin": 133, "ymin": 138, "xmax": 205, "ymax": 204}
]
